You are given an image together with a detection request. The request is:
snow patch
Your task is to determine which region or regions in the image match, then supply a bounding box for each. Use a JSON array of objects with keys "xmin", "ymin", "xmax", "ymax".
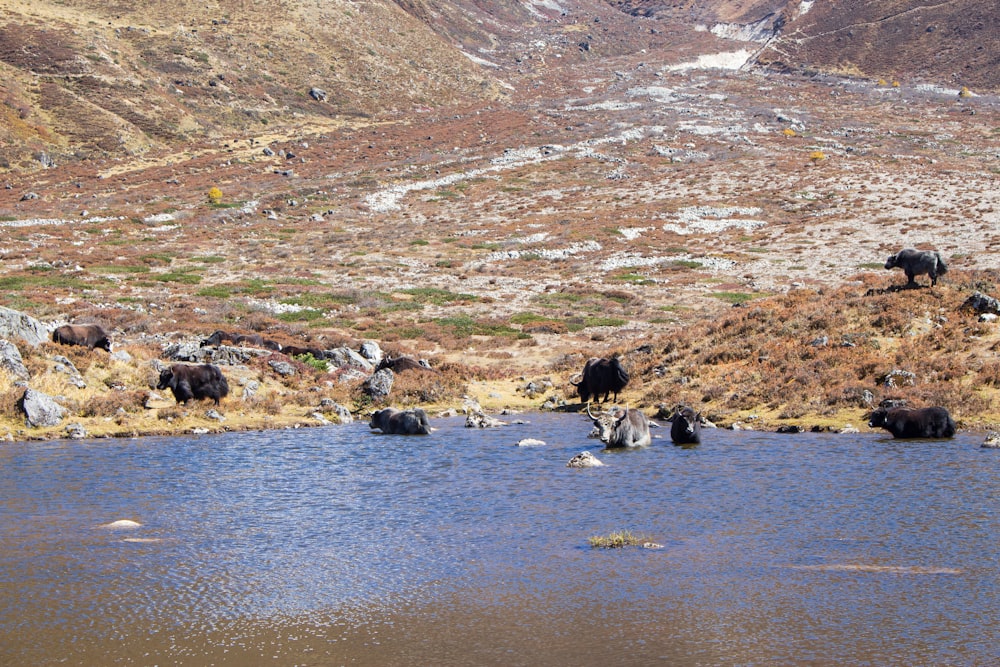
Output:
[{"xmin": 665, "ymin": 50, "xmax": 753, "ymax": 72}]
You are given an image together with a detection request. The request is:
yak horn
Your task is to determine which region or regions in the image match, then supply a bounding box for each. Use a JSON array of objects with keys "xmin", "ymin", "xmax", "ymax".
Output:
[{"xmin": 586, "ymin": 402, "xmax": 598, "ymax": 420}]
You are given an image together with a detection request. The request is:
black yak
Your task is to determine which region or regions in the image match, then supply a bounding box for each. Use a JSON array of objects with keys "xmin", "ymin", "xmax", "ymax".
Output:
[
  {"xmin": 200, "ymin": 330, "xmax": 281, "ymax": 351},
  {"xmin": 51, "ymin": 324, "xmax": 111, "ymax": 351},
  {"xmin": 571, "ymin": 357, "xmax": 629, "ymax": 404},
  {"xmin": 587, "ymin": 404, "xmax": 651, "ymax": 448},
  {"xmin": 884, "ymin": 248, "xmax": 948, "ymax": 286},
  {"xmin": 369, "ymin": 407, "xmax": 431, "ymax": 435},
  {"xmin": 376, "ymin": 355, "xmax": 432, "ymax": 373},
  {"xmin": 669, "ymin": 405, "xmax": 702, "ymax": 446},
  {"xmin": 157, "ymin": 363, "xmax": 230, "ymax": 406},
  {"xmin": 868, "ymin": 406, "xmax": 956, "ymax": 439}
]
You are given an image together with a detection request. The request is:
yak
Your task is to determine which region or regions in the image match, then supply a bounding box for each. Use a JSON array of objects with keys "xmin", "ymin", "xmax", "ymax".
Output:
[
  {"xmin": 884, "ymin": 248, "xmax": 948, "ymax": 287},
  {"xmin": 201, "ymin": 330, "xmax": 282, "ymax": 351},
  {"xmin": 52, "ymin": 324, "xmax": 111, "ymax": 352},
  {"xmin": 571, "ymin": 357, "xmax": 629, "ymax": 404},
  {"xmin": 587, "ymin": 403, "xmax": 651, "ymax": 448},
  {"xmin": 376, "ymin": 355, "xmax": 432, "ymax": 373},
  {"xmin": 369, "ymin": 407, "xmax": 431, "ymax": 435},
  {"xmin": 157, "ymin": 363, "xmax": 230, "ymax": 406},
  {"xmin": 868, "ymin": 406, "xmax": 956, "ymax": 439},
  {"xmin": 669, "ymin": 405, "xmax": 702, "ymax": 446}
]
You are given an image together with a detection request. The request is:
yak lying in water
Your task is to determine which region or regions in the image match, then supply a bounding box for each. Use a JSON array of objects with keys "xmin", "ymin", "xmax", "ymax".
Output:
[
  {"xmin": 868, "ymin": 406, "xmax": 955, "ymax": 439},
  {"xmin": 884, "ymin": 248, "xmax": 948, "ymax": 287},
  {"xmin": 157, "ymin": 363, "xmax": 230, "ymax": 406},
  {"xmin": 51, "ymin": 324, "xmax": 111, "ymax": 351},
  {"xmin": 369, "ymin": 407, "xmax": 431, "ymax": 435}
]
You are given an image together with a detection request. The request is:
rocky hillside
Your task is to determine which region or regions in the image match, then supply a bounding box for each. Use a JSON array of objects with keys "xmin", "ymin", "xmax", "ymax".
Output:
[{"xmin": 3, "ymin": 0, "xmax": 995, "ymax": 174}]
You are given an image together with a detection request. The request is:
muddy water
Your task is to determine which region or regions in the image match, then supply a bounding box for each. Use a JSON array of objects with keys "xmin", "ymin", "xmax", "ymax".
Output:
[{"xmin": 2, "ymin": 414, "xmax": 999, "ymax": 666}]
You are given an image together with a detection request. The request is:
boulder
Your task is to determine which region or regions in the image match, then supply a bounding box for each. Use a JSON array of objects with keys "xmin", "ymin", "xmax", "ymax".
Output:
[
  {"xmin": 268, "ymin": 359, "xmax": 296, "ymax": 377},
  {"xmin": 0, "ymin": 307, "xmax": 49, "ymax": 346},
  {"xmin": 516, "ymin": 438, "xmax": 546, "ymax": 447},
  {"xmin": 363, "ymin": 368, "xmax": 394, "ymax": 402},
  {"xmin": 325, "ymin": 347, "xmax": 374, "ymax": 371},
  {"xmin": 19, "ymin": 389, "xmax": 67, "ymax": 427},
  {"xmin": 567, "ymin": 451, "xmax": 605, "ymax": 468},
  {"xmin": 963, "ymin": 291, "xmax": 1000, "ymax": 314},
  {"xmin": 359, "ymin": 340, "xmax": 383, "ymax": 365},
  {"xmin": 0, "ymin": 339, "xmax": 30, "ymax": 380},
  {"xmin": 465, "ymin": 411, "xmax": 507, "ymax": 428}
]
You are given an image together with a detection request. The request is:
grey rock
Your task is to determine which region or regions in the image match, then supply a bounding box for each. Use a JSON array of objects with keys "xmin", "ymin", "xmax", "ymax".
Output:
[
  {"xmin": 325, "ymin": 347, "xmax": 374, "ymax": 371},
  {"xmin": 0, "ymin": 339, "xmax": 30, "ymax": 380},
  {"xmin": 963, "ymin": 291, "xmax": 1000, "ymax": 314},
  {"xmin": 19, "ymin": 389, "xmax": 67, "ymax": 427},
  {"xmin": 64, "ymin": 423, "xmax": 88, "ymax": 439},
  {"xmin": 309, "ymin": 87, "xmax": 328, "ymax": 102},
  {"xmin": 567, "ymin": 451, "xmax": 605, "ymax": 468},
  {"xmin": 0, "ymin": 307, "xmax": 49, "ymax": 346},
  {"xmin": 359, "ymin": 340, "xmax": 383, "ymax": 365},
  {"xmin": 241, "ymin": 380, "xmax": 260, "ymax": 400},
  {"xmin": 363, "ymin": 368, "xmax": 394, "ymax": 402},
  {"xmin": 268, "ymin": 359, "xmax": 296, "ymax": 377}
]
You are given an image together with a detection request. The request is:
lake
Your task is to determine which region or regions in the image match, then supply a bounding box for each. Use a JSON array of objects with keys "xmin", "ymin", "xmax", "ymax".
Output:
[{"xmin": 1, "ymin": 413, "xmax": 998, "ymax": 666}]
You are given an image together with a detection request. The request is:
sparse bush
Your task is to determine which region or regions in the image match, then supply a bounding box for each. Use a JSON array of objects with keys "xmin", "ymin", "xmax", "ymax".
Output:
[{"xmin": 81, "ymin": 391, "xmax": 149, "ymax": 417}]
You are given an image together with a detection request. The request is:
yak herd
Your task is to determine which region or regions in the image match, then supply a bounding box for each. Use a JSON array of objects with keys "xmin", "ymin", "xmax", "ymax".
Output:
[{"xmin": 48, "ymin": 247, "xmax": 959, "ymax": 443}]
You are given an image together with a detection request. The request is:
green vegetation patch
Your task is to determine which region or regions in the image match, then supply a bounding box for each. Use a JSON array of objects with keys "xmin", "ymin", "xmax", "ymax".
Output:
[
  {"xmin": 435, "ymin": 315, "xmax": 526, "ymax": 339},
  {"xmin": 196, "ymin": 286, "xmax": 232, "ymax": 298},
  {"xmin": 711, "ymin": 291, "xmax": 763, "ymax": 305},
  {"xmin": 0, "ymin": 274, "xmax": 90, "ymax": 291},
  {"xmin": 401, "ymin": 287, "xmax": 478, "ymax": 305},
  {"xmin": 588, "ymin": 530, "xmax": 650, "ymax": 549},
  {"xmin": 90, "ymin": 265, "xmax": 151, "ymax": 274},
  {"xmin": 154, "ymin": 272, "xmax": 203, "ymax": 285}
]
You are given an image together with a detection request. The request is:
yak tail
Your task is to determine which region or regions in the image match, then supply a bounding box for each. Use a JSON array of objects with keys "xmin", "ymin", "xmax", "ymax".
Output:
[{"xmin": 936, "ymin": 252, "xmax": 949, "ymax": 274}]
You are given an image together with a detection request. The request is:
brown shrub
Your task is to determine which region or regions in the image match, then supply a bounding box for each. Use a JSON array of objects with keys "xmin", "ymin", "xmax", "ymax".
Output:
[
  {"xmin": 0, "ymin": 386, "xmax": 27, "ymax": 419},
  {"xmin": 81, "ymin": 390, "xmax": 150, "ymax": 417}
]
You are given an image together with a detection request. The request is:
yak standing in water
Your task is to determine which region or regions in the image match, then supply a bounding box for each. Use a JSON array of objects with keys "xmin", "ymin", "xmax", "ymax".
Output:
[
  {"xmin": 669, "ymin": 405, "xmax": 702, "ymax": 446},
  {"xmin": 868, "ymin": 405, "xmax": 956, "ymax": 439},
  {"xmin": 157, "ymin": 363, "xmax": 229, "ymax": 406},
  {"xmin": 571, "ymin": 357, "xmax": 629, "ymax": 404},
  {"xmin": 587, "ymin": 404, "xmax": 651, "ymax": 448},
  {"xmin": 52, "ymin": 324, "xmax": 111, "ymax": 351},
  {"xmin": 369, "ymin": 407, "xmax": 432, "ymax": 435},
  {"xmin": 884, "ymin": 248, "xmax": 948, "ymax": 287}
]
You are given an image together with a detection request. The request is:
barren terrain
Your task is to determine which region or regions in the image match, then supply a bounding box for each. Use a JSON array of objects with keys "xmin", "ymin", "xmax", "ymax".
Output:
[{"xmin": 0, "ymin": 0, "xmax": 998, "ymax": 440}]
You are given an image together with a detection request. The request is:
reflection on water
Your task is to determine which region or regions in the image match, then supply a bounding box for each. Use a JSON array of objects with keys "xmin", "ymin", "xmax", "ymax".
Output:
[{"xmin": 2, "ymin": 414, "xmax": 1000, "ymax": 665}]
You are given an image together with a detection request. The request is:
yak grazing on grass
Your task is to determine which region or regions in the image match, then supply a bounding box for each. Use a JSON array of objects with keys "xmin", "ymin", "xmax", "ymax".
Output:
[
  {"xmin": 157, "ymin": 363, "xmax": 230, "ymax": 406},
  {"xmin": 572, "ymin": 357, "xmax": 629, "ymax": 404},
  {"xmin": 884, "ymin": 248, "xmax": 948, "ymax": 287},
  {"xmin": 868, "ymin": 406, "xmax": 956, "ymax": 439},
  {"xmin": 369, "ymin": 407, "xmax": 431, "ymax": 435},
  {"xmin": 52, "ymin": 324, "xmax": 111, "ymax": 351}
]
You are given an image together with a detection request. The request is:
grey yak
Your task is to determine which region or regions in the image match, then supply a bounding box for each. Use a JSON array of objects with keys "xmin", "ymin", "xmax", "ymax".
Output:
[{"xmin": 884, "ymin": 248, "xmax": 948, "ymax": 287}]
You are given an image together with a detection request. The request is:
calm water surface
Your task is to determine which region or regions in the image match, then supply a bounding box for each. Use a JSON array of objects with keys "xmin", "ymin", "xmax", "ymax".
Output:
[{"xmin": 1, "ymin": 413, "xmax": 999, "ymax": 666}]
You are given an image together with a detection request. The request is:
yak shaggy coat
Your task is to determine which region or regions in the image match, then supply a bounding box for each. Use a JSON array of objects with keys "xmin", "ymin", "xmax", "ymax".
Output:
[
  {"xmin": 369, "ymin": 407, "xmax": 432, "ymax": 435},
  {"xmin": 868, "ymin": 406, "xmax": 956, "ymax": 439},
  {"xmin": 51, "ymin": 324, "xmax": 111, "ymax": 351},
  {"xmin": 157, "ymin": 363, "xmax": 230, "ymax": 406}
]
